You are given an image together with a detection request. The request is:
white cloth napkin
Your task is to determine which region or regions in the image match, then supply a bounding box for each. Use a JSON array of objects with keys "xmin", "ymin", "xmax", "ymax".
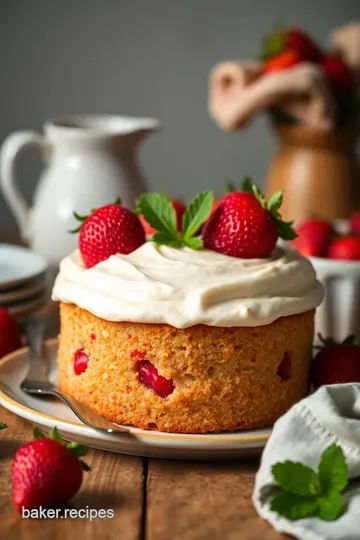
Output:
[{"xmin": 253, "ymin": 384, "xmax": 360, "ymax": 540}]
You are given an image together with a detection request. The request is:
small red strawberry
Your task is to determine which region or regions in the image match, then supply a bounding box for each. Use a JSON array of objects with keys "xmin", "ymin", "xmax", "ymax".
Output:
[
  {"xmin": 139, "ymin": 200, "xmax": 185, "ymax": 236},
  {"xmin": 0, "ymin": 307, "xmax": 21, "ymax": 358},
  {"xmin": 349, "ymin": 211, "xmax": 360, "ymax": 235},
  {"xmin": 312, "ymin": 335, "xmax": 360, "ymax": 388},
  {"xmin": 11, "ymin": 427, "xmax": 90, "ymax": 512},
  {"xmin": 263, "ymin": 49, "xmax": 303, "ymax": 74},
  {"xmin": 327, "ymin": 235, "xmax": 360, "ymax": 261},
  {"xmin": 263, "ymin": 28, "xmax": 323, "ymax": 64},
  {"xmin": 321, "ymin": 55, "xmax": 353, "ymax": 91},
  {"xmin": 202, "ymin": 181, "xmax": 296, "ymax": 259},
  {"xmin": 285, "ymin": 29, "xmax": 323, "ymax": 63},
  {"xmin": 291, "ymin": 219, "xmax": 335, "ymax": 257},
  {"xmin": 71, "ymin": 199, "xmax": 145, "ymax": 268}
]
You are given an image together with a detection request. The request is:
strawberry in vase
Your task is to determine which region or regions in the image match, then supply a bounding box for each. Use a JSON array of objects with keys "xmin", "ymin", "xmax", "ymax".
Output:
[{"xmin": 208, "ymin": 22, "xmax": 360, "ymax": 224}]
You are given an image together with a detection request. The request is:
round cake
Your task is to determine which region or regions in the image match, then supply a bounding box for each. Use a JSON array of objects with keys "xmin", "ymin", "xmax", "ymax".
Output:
[{"xmin": 52, "ymin": 242, "xmax": 323, "ymax": 433}]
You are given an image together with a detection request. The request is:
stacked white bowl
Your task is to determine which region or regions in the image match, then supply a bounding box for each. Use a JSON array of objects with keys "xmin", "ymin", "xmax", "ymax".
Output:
[{"xmin": 0, "ymin": 244, "xmax": 48, "ymax": 322}]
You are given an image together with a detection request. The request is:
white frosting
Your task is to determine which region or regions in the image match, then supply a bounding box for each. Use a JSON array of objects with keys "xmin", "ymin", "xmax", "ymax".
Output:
[{"xmin": 51, "ymin": 242, "xmax": 323, "ymax": 329}]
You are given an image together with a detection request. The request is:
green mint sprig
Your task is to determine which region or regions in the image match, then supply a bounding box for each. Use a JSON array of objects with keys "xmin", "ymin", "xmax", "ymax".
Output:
[
  {"xmin": 137, "ymin": 191, "xmax": 214, "ymax": 249},
  {"xmin": 0, "ymin": 421, "xmax": 8, "ymax": 431},
  {"xmin": 270, "ymin": 444, "xmax": 348, "ymax": 521}
]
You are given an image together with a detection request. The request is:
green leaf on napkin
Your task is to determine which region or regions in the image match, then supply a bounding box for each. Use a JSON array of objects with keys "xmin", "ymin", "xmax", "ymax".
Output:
[
  {"xmin": 270, "ymin": 444, "xmax": 349, "ymax": 521},
  {"xmin": 0, "ymin": 421, "xmax": 8, "ymax": 431}
]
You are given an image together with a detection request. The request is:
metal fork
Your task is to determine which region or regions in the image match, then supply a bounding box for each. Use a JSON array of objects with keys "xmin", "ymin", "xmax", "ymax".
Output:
[{"xmin": 20, "ymin": 317, "xmax": 129, "ymax": 436}]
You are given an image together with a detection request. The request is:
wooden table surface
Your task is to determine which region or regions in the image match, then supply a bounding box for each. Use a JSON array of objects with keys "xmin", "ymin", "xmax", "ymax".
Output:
[{"xmin": 0, "ymin": 234, "xmax": 286, "ymax": 540}]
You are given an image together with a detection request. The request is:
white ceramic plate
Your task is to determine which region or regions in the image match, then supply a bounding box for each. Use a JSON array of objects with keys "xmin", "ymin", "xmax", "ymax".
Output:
[
  {"xmin": 0, "ymin": 244, "xmax": 48, "ymax": 291},
  {"xmin": 0, "ymin": 340, "xmax": 271, "ymax": 459},
  {"xmin": 0, "ymin": 281, "xmax": 47, "ymax": 305}
]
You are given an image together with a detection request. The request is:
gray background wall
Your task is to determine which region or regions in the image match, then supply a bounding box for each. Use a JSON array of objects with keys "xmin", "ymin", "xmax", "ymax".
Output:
[{"xmin": 0, "ymin": 0, "xmax": 359, "ymax": 232}]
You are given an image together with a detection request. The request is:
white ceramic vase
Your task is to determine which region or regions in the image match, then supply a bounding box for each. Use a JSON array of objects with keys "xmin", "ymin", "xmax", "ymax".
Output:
[{"xmin": 0, "ymin": 115, "xmax": 160, "ymax": 266}]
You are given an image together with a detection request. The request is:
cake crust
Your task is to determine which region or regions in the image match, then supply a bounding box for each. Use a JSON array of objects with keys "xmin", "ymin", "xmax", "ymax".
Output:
[{"xmin": 57, "ymin": 303, "xmax": 314, "ymax": 433}]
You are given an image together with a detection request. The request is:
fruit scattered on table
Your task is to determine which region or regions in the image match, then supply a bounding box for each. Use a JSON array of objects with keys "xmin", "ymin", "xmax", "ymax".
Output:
[
  {"xmin": 312, "ymin": 335, "xmax": 360, "ymax": 388},
  {"xmin": 11, "ymin": 427, "xmax": 90, "ymax": 512},
  {"xmin": 292, "ymin": 213, "xmax": 360, "ymax": 261},
  {"xmin": 202, "ymin": 180, "xmax": 296, "ymax": 258},
  {"xmin": 0, "ymin": 307, "xmax": 22, "ymax": 359},
  {"xmin": 71, "ymin": 199, "xmax": 146, "ymax": 268}
]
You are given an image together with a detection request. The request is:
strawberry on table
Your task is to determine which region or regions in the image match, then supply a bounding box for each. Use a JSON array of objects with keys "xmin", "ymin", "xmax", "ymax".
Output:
[
  {"xmin": 202, "ymin": 180, "xmax": 296, "ymax": 259},
  {"xmin": 11, "ymin": 427, "xmax": 90, "ymax": 512},
  {"xmin": 291, "ymin": 219, "xmax": 335, "ymax": 257},
  {"xmin": 312, "ymin": 335, "xmax": 360, "ymax": 388},
  {"xmin": 0, "ymin": 307, "xmax": 21, "ymax": 359},
  {"xmin": 71, "ymin": 198, "xmax": 146, "ymax": 268},
  {"xmin": 139, "ymin": 199, "xmax": 185, "ymax": 236},
  {"xmin": 327, "ymin": 235, "xmax": 360, "ymax": 261}
]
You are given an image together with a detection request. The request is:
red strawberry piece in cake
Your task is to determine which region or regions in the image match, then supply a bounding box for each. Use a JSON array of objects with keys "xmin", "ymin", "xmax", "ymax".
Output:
[
  {"xmin": 74, "ymin": 349, "xmax": 89, "ymax": 375},
  {"xmin": 136, "ymin": 360, "xmax": 175, "ymax": 398}
]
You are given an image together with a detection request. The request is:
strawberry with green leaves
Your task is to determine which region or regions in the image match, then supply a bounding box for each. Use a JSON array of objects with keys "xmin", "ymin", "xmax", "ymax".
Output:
[
  {"xmin": 71, "ymin": 198, "xmax": 146, "ymax": 268},
  {"xmin": 202, "ymin": 179, "xmax": 296, "ymax": 259},
  {"xmin": 271, "ymin": 444, "xmax": 348, "ymax": 521},
  {"xmin": 137, "ymin": 191, "xmax": 214, "ymax": 250},
  {"xmin": 11, "ymin": 427, "xmax": 90, "ymax": 512}
]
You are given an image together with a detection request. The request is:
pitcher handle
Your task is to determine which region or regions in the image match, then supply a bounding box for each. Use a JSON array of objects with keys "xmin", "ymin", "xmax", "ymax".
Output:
[{"xmin": 0, "ymin": 131, "xmax": 46, "ymax": 242}]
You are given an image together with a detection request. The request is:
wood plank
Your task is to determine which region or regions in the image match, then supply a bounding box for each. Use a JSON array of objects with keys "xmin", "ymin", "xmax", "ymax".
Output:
[
  {"xmin": 146, "ymin": 459, "xmax": 287, "ymax": 540},
  {"xmin": 0, "ymin": 407, "xmax": 144, "ymax": 540}
]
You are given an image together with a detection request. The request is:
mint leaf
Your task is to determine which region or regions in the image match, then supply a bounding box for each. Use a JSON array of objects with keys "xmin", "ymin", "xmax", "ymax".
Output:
[
  {"xmin": 153, "ymin": 231, "xmax": 182, "ymax": 247},
  {"xmin": 319, "ymin": 444, "xmax": 348, "ymax": 493},
  {"xmin": 66, "ymin": 442, "xmax": 89, "ymax": 458},
  {"xmin": 0, "ymin": 421, "xmax": 8, "ymax": 431},
  {"xmin": 318, "ymin": 490, "xmax": 344, "ymax": 521},
  {"xmin": 183, "ymin": 236, "xmax": 203, "ymax": 250},
  {"xmin": 137, "ymin": 193, "xmax": 177, "ymax": 237},
  {"xmin": 270, "ymin": 490, "xmax": 319, "ymax": 520},
  {"xmin": 182, "ymin": 191, "xmax": 214, "ymax": 239},
  {"xmin": 272, "ymin": 461, "xmax": 321, "ymax": 496}
]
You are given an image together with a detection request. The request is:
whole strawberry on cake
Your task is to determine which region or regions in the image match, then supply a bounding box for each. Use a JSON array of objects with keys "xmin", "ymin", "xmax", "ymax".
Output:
[{"xmin": 52, "ymin": 181, "xmax": 323, "ymax": 433}]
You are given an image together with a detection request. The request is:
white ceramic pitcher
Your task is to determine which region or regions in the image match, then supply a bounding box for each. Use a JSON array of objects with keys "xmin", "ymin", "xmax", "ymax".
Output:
[{"xmin": 0, "ymin": 115, "xmax": 160, "ymax": 265}]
